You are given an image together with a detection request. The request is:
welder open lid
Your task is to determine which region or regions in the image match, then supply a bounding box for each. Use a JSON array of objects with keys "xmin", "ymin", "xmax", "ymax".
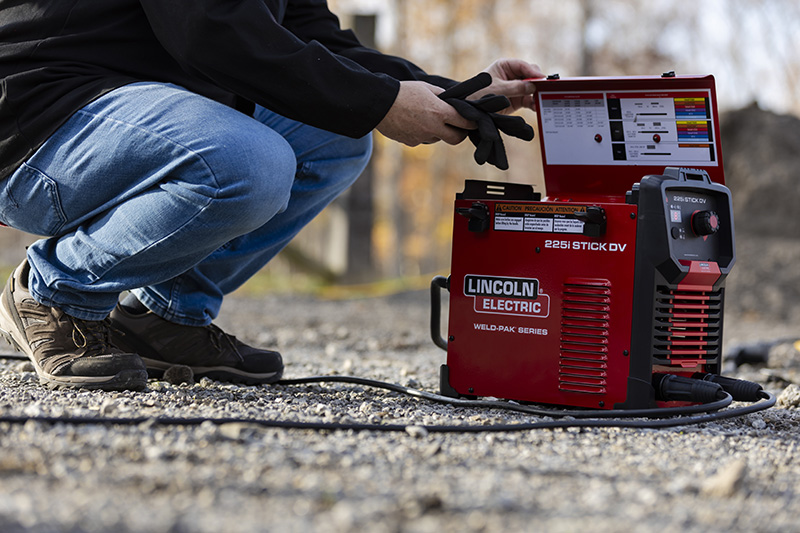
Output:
[{"xmin": 531, "ymin": 74, "xmax": 725, "ymax": 200}]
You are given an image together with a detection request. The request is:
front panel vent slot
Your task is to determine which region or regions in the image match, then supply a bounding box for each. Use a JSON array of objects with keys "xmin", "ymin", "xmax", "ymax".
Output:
[
  {"xmin": 653, "ymin": 286, "xmax": 722, "ymax": 362},
  {"xmin": 559, "ymin": 279, "xmax": 611, "ymax": 394}
]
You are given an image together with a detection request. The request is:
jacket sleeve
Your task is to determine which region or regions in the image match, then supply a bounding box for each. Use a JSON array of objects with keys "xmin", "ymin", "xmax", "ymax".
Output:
[{"xmin": 138, "ymin": 0, "xmax": 402, "ymax": 138}]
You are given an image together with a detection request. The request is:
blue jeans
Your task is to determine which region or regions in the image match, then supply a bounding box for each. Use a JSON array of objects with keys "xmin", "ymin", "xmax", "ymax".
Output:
[{"xmin": 0, "ymin": 82, "xmax": 371, "ymax": 325}]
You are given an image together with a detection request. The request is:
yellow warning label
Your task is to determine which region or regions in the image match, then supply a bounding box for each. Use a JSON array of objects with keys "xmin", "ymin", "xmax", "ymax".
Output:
[{"xmin": 495, "ymin": 203, "xmax": 585, "ymax": 215}]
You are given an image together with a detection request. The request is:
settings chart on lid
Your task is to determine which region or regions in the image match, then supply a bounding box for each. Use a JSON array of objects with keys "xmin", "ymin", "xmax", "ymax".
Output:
[{"xmin": 539, "ymin": 90, "xmax": 718, "ymax": 167}]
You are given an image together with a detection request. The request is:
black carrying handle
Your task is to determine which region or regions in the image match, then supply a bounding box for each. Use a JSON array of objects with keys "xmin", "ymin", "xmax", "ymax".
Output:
[{"xmin": 430, "ymin": 276, "xmax": 449, "ymax": 351}]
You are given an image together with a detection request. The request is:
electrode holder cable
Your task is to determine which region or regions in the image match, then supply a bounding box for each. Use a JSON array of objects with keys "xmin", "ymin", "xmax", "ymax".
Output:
[{"xmin": 0, "ymin": 352, "xmax": 777, "ymax": 433}]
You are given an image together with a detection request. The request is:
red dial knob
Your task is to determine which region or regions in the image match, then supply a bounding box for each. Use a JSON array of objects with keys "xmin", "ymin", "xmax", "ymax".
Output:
[{"xmin": 691, "ymin": 210, "xmax": 719, "ymax": 236}]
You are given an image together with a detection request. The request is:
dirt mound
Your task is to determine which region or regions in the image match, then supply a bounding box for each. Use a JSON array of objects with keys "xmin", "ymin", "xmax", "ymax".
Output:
[
  {"xmin": 720, "ymin": 104, "xmax": 800, "ymax": 323},
  {"xmin": 721, "ymin": 103, "xmax": 800, "ymax": 238}
]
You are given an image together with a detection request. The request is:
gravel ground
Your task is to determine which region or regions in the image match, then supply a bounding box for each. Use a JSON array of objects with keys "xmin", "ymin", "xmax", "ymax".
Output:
[{"xmin": 1, "ymin": 284, "xmax": 799, "ymax": 533}]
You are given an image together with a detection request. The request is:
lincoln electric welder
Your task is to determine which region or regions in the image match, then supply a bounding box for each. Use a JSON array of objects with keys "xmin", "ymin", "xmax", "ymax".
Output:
[{"xmin": 431, "ymin": 73, "xmax": 742, "ymax": 409}]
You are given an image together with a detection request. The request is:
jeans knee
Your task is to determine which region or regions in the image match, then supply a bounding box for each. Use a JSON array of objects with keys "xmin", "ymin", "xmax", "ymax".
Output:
[
  {"xmin": 206, "ymin": 132, "xmax": 296, "ymax": 231},
  {"xmin": 301, "ymin": 133, "xmax": 372, "ymax": 196},
  {"xmin": 339, "ymin": 134, "xmax": 372, "ymax": 187},
  {"xmin": 346, "ymin": 134, "xmax": 373, "ymax": 166}
]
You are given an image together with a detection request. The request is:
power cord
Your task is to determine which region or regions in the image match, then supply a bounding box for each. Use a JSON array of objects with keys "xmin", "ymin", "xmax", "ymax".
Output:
[{"xmin": 0, "ymin": 353, "xmax": 778, "ymax": 432}]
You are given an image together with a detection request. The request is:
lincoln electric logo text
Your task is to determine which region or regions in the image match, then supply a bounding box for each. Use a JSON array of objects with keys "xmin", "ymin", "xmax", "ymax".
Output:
[{"xmin": 464, "ymin": 275, "xmax": 550, "ymax": 318}]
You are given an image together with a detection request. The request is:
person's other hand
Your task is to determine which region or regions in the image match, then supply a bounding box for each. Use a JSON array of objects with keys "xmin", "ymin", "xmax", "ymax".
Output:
[
  {"xmin": 470, "ymin": 59, "xmax": 545, "ymax": 113},
  {"xmin": 376, "ymin": 81, "xmax": 475, "ymax": 147}
]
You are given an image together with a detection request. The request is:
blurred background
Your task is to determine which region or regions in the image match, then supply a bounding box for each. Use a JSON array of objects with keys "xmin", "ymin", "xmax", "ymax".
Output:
[{"xmin": 1, "ymin": 0, "xmax": 798, "ymax": 320}]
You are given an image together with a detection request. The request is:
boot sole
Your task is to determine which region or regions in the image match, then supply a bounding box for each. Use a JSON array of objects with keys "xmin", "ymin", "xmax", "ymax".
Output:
[{"xmin": 143, "ymin": 358, "xmax": 283, "ymax": 385}]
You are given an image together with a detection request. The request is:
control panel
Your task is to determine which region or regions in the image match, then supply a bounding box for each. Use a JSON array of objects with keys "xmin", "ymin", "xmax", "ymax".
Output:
[
  {"xmin": 531, "ymin": 75, "xmax": 725, "ymax": 199},
  {"xmin": 665, "ymin": 188, "xmax": 724, "ymax": 261},
  {"xmin": 625, "ymin": 167, "xmax": 734, "ymax": 270},
  {"xmin": 538, "ymin": 89, "xmax": 718, "ymax": 167}
]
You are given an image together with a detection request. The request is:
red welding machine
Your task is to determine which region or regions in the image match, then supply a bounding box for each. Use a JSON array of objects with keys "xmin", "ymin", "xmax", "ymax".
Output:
[{"xmin": 431, "ymin": 73, "xmax": 735, "ymax": 409}]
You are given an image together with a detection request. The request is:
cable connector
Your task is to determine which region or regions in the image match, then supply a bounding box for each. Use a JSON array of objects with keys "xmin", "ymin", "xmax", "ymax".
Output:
[
  {"xmin": 692, "ymin": 373, "xmax": 764, "ymax": 402},
  {"xmin": 726, "ymin": 341, "xmax": 772, "ymax": 367},
  {"xmin": 653, "ymin": 374, "xmax": 726, "ymax": 404}
]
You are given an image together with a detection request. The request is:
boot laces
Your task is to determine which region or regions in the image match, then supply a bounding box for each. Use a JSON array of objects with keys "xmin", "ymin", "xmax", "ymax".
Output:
[
  {"xmin": 206, "ymin": 324, "xmax": 244, "ymax": 362},
  {"xmin": 70, "ymin": 317, "xmax": 113, "ymax": 357}
]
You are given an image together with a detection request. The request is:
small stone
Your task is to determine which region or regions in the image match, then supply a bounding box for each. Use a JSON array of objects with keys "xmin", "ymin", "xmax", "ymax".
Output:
[
  {"xmin": 405, "ymin": 378, "xmax": 421, "ymax": 389},
  {"xmin": 423, "ymin": 441, "xmax": 442, "ymax": 458},
  {"xmin": 163, "ymin": 365, "xmax": 194, "ymax": 385},
  {"xmin": 405, "ymin": 425, "xmax": 428, "ymax": 438},
  {"xmin": 218, "ymin": 422, "xmax": 256, "ymax": 441},
  {"xmin": 144, "ymin": 445, "xmax": 166, "ymax": 461},
  {"xmin": 701, "ymin": 459, "xmax": 747, "ymax": 497},
  {"xmin": 99, "ymin": 399, "xmax": 118, "ymax": 416},
  {"xmin": 137, "ymin": 418, "xmax": 158, "ymax": 431},
  {"xmin": 15, "ymin": 361, "xmax": 34, "ymax": 373},
  {"xmin": 777, "ymin": 384, "xmax": 800, "ymax": 408},
  {"xmin": 402, "ymin": 493, "xmax": 443, "ymax": 517}
]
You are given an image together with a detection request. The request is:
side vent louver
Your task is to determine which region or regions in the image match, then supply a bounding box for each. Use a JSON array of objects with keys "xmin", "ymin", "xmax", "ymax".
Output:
[
  {"xmin": 654, "ymin": 286, "xmax": 722, "ymax": 362},
  {"xmin": 559, "ymin": 279, "xmax": 611, "ymax": 394}
]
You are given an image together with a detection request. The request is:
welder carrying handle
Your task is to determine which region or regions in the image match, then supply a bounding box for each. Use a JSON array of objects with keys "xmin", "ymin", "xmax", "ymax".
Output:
[{"xmin": 430, "ymin": 275, "xmax": 450, "ymax": 351}]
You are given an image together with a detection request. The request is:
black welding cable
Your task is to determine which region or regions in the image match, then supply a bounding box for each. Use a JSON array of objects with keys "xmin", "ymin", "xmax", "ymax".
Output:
[
  {"xmin": 0, "ymin": 358, "xmax": 778, "ymax": 431},
  {"xmin": 0, "ymin": 391, "xmax": 776, "ymax": 432},
  {"xmin": 0, "ymin": 350, "xmax": 748, "ymax": 418},
  {"xmin": 275, "ymin": 374, "xmax": 737, "ymax": 419}
]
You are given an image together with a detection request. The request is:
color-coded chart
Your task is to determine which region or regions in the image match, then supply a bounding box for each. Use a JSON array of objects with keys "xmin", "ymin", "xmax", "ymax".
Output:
[
  {"xmin": 677, "ymin": 120, "xmax": 711, "ymax": 141},
  {"xmin": 538, "ymin": 89, "xmax": 718, "ymax": 166},
  {"xmin": 674, "ymin": 97, "xmax": 710, "ymax": 119}
]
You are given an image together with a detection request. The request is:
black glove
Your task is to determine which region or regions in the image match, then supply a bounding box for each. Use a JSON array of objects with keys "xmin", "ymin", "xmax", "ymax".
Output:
[{"xmin": 439, "ymin": 73, "xmax": 534, "ymax": 171}]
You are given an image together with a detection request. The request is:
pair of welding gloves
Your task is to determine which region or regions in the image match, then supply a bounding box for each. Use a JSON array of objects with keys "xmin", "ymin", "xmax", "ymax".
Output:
[{"xmin": 438, "ymin": 72, "xmax": 534, "ymax": 170}]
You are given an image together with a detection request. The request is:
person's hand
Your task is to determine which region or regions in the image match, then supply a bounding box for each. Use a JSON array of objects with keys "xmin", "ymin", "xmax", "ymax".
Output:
[
  {"xmin": 376, "ymin": 81, "xmax": 475, "ymax": 147},
  {"xmin": 469, "ymin": 59, "xmax": 545, "ymax": 113}
]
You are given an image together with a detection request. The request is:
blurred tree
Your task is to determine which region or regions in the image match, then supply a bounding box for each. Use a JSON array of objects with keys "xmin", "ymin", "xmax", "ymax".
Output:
[{"xmin": 343, "ymin": 14, "xmax": 378, "ymax": 283}]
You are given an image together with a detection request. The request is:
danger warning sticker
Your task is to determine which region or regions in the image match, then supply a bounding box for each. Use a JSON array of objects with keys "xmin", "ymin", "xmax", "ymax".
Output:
[
  {"xmin": 495, "ymin": 204, "xmax": 585, "ymax": 215},
  {"xmin": 494, "ymin": 203, "xmax": 586, "ymax": 234}
]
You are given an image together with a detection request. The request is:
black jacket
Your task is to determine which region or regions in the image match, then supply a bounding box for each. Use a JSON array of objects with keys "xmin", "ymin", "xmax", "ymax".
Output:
[{"xmin": 0, "ymin": 0, "xmax": 452, "ymax": 179}]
